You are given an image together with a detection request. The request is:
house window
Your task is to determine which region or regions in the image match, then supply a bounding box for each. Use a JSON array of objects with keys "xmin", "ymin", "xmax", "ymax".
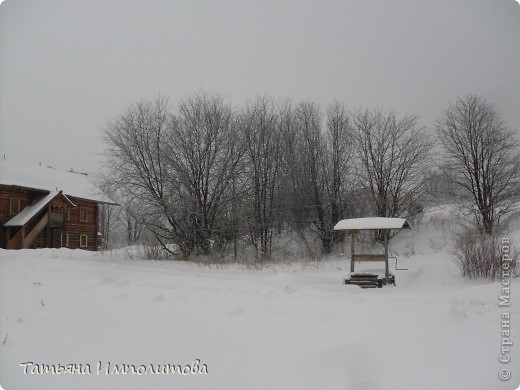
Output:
[
  {"xmin": 80, "ymin": 234, "xmax": 88, "ymax": 248},
  {"xmin": 80, "ymin": 207, "xmax": 88, "ymax": 222},
  {"xmin": 67, "ymin": 208, "xmax": 72, "ymax": 221},
  {"xmin": 65, "ymin": 234, "xmax": 70, "ymax": 247},
  {"xmin": 10, "ymin": 198, "xmax": 21, "ymax": 215}
]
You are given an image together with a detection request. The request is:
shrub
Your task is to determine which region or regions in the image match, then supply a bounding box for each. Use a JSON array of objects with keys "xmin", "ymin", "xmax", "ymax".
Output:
[
  {"xmin": 451, "ymin": 229, "xmax": 518, "ymax": 280},
  {"xmin": 123, "ymin": 241, "xmax": 174, "ymax": 261}
]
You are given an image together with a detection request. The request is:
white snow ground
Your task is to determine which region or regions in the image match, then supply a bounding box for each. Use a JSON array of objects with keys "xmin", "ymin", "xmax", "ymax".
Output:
[{"xmin": 1, "ymin": 212, "xmax": 519, "ymax": 390}]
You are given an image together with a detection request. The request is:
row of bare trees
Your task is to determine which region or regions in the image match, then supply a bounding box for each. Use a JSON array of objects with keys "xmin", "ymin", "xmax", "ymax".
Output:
[{"xmin": 99, "ymin": 92, "xmax": 520, "ymax": 259}]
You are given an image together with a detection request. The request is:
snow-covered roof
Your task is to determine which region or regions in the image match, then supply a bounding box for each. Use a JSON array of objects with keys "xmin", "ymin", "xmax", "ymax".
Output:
[
  {"xmin": 4, "ymin": 191, "xmax": 65, "ymax": 226},
  {"xmin": 0, "ymin": 159, "xmax": 115, "ymax": 204},
  {"xmin": 333, "ymin": 217, "xmax": 411, "ymax": 231}
]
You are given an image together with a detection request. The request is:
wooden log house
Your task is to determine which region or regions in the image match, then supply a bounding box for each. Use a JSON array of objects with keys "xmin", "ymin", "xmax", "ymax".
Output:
[{"xmin": 0, "ymin": 160, "xmax": 116, "ymax": 251}]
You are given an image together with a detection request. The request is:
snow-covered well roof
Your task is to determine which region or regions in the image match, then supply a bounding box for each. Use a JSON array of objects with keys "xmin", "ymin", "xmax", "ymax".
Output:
[
  {"xmin": 333, "ymin": 217, "xmax": 410, "ymax": 231},
  {"xmin": 0, "ymin": 159, "xmax": 115, "ymax": 204}
]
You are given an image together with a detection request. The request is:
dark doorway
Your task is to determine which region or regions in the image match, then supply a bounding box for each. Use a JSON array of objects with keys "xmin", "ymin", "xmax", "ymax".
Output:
[{"xmin": 51, "ymin": 229, "xmax": 62, "ymax": 248}]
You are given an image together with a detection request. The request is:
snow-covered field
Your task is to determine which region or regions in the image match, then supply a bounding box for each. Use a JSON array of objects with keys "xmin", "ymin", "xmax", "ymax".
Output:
[{"xmin": 1, "ymin": 215, "xmax": 519, "ymax": 390}]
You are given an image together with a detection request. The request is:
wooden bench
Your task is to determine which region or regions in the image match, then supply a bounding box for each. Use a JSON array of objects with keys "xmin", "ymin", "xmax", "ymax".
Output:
[
  {"xmin": 345, "ymin": 272, "xmax": 395, "ymax": 288},
  {"xmin": 352, "ymin": 254, "xmax": 387, "ymax": 262}
]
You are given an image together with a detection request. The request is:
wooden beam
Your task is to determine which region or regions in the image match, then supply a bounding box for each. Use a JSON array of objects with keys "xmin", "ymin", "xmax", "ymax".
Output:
[
  {"xmin": 24, "ymin": 213, "xmax": 49, "ymax": 249},
  {"xmin": 384, "ymin": 229, "xmax": 389, "ymax": 278},
  {"xmin": 7, "ymin": 227, "xmax": 21, "ymax": 249},
  {"xmin": 19, "ymin": 226, "xmax": 25, "ymax": 249},
  {"xmin": 46, "ymin": 204, "xmax": 51, "ymax": 247},
  {"xmin": 7, "ymin": 234, "xmax": 17, "ymax": 249},
  {"xmin": 352, "ymin": 254, "xmax": 387, "ymax": 262},
  {"xmin": 350, "ymin": 231, "xmax": 356, "ymax": 273},
  {"xmin": 63, "ymin": 208, "xmax": 67, "ymax": 246},
  {"xmin": 94, "ymin": 203, "xmax": 98, "ymax": 250}
]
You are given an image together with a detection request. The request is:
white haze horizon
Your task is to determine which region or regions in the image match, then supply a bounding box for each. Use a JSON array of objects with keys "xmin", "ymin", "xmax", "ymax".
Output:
[{"xmin": 1, "ymin": 0, "xmax": 519, "ymax": 172}]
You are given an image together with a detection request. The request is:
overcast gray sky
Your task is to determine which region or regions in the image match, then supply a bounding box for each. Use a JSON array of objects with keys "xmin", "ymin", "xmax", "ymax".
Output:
[{"xmin": 1, "ymin": 0, "xmax": 519, "ymax": 172}]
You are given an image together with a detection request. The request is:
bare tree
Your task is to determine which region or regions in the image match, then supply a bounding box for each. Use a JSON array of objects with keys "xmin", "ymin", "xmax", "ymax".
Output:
[
  {"xmin": 162, "ymin": 93, "xmax": 244, "ymax": 255},
  {"xmin": 281, "ymin": 101, "xmax": 354, "ymax": 254},
  {"xmin": 94, "ymin": 171, "xmax": 147, "ymax": 249},
  {"xmin": 325, "ymin": 101, "xmax": 355, "ymax": 226},
  {"xmin": 94, "ymin": 174, "xmax": 118, "ymax": 249},
  {"xmin": 436, "ymin": 95, "xmax": 520, "ymax": 234},
  {"xmin": 98, "ymin": 203, "xmax": 116, "ymax": 249},
  {"xmin": 352, "ymin": 108, "xmax": 433, "ymax": 229},
  {"xmin": 240, "ymin": 97, "xmax": 283, "ymax": 259},
  {"xmin": 102, "ymin": 96, "xmax": 187, "ymax": 254},
  {"xmin": 102, "ymin": 94, "xmax": 245, "ymax": 257},
  {"xmin": 120, "ymin": 198, "xmax": 145, "ymax": 246},
  {"xmin": 282, "ymin": 102, "xmax": 324, "ymax": 252}
]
